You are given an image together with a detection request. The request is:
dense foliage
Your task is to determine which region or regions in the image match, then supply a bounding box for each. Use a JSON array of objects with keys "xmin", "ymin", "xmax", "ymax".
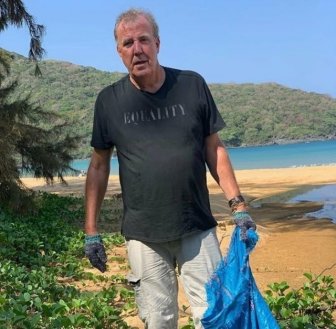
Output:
[
  {"xmin": 1, "ymin": 193, "xmax": 335, "ymax": 328},
  {"xmin": 7, "ymin": 51, "xmax": 124, "ymax": 158},
  {"xmin": 0, "ymin": 2, "xmax": 80, "ymax": 211},
  {"xmin": 265, "ymin": 273, "xmax": 336, "ymax": 328},
  {"xmin": 0, "ymin": 50, "xmax": 78, "ymax": 211},
  {"xmin": 0, "ymin": 193, "xmax": 132, "ymax": 328},
  {"xmin": 211, "ymin": 83, "xmax": 336, "ymax": 147},
  {"xmin": 4, "ymin": 49, "xmax": 336, "ymax": 158}
]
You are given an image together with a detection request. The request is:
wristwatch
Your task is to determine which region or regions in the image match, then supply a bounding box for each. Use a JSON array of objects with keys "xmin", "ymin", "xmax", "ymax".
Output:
[{"xmin": 228, "ymin": 195, "xmax": 245, "ymax": 211}]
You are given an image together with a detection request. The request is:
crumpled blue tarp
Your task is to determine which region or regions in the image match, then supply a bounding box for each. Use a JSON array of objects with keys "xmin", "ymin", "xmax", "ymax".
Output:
[{"xmin": 201, "ymin": 227, "xmax": 280, "ymax": 329}]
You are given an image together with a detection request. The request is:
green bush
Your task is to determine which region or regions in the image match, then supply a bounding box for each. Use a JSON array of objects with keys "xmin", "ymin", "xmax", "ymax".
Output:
[
  {"xmin": 265, "ymin": 273, "xmax": 336, "ymax": 329},
  {"xmin": 0, "ymin": 193, "xmax": 132, "ymax": 328},
  {"xmin": 1, "ymin": 192, "xmax": 335, "ymax": 328}
]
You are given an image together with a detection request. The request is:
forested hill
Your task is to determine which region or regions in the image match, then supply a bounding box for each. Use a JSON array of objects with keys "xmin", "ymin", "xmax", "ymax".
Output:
[{"xmin": 5, "ymin": 49, "xmax": 336, "ymax": 158}]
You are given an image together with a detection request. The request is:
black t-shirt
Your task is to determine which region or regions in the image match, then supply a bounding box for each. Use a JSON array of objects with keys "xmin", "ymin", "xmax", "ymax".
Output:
[{"xmin": 91, "ymin": 67, "xmax": 225, "ymax": 242}]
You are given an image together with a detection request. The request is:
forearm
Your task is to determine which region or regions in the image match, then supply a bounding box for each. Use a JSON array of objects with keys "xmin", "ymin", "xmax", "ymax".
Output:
[
  {"xmin": 84, "ymin": 151, "xmax": 111, "ymax": 235},
  {"xmin": 208, "ymin": 145, "xmax": 241, "ymax": 200},
  {"xmin": 206, "ymin": 134, "xmax": 247, "ymax": 212},
  {"xmin": 206, "ymin": 134, "xmax": 256, "ymax": 238}
]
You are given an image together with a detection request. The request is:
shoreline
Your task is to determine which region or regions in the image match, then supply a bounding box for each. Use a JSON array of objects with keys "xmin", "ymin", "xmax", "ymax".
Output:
[
  {"xmin": 21, "ymin": 165, "xmax": 336, "ymax": 221},
  {"xmin": 229, "ymin": 136, "xmax": 336, "ymax": 147},
  {"xmin": 21, "ymin": 165, "xmax": 336, "ymax": 226}
]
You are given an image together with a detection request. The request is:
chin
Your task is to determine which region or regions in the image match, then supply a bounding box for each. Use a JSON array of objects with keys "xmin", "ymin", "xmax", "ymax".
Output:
[{"xmin": 132, "ymin": 68, "xmax": 152, "ymax": 78}]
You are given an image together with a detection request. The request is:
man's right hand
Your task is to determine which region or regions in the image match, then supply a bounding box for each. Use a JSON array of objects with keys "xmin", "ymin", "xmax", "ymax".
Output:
[{"xmin": 84, "ymin": 235, "xmax": 107, "ymax": 273}]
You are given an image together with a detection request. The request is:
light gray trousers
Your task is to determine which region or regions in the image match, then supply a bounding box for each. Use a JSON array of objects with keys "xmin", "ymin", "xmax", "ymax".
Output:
[{"xmin": 126, "ymin": 228, "xmax": 222, "ymax": 329}]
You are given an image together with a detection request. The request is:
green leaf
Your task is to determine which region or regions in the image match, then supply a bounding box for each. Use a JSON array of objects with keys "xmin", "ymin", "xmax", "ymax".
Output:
[
  {"xmin": 279, "ymin": 308, "xmax": 291, "ymax": 319},
  {"xmin": 13, "ymin": 315, "xmax": 26, "ymax": 325},
  {"xmin": 303, "ymin": 272, "xmax": 313, "ymax": 281},
  {"xmin": 23, "ymin": 292, "xmax": 31, "ymax": 302},
  {"xmin": 51, "ymin": 303, "xmax": 66, "ymax": 315}
]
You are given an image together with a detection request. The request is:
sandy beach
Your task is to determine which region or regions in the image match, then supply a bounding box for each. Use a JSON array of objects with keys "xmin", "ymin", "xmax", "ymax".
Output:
[
  {"xmin": 21, "ymin": 166, "xmax": 336, "ymax": 326},
  {"xmin": 22, "ymin": 166, "xmax": 336, "ymax": 289}
]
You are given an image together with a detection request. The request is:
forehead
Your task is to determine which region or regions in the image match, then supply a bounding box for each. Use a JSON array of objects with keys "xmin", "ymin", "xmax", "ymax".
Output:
[{"xmin": 116, "ymin": 15, "xmax": 154, "ymax": 40}]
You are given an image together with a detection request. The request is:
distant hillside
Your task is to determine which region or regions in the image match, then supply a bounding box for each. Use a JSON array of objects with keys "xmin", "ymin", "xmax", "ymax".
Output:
[
  {"xmin": 6, "ymin": 50, "xmax": 125, "ymax": 158},
  {"xmin": 4, "ymin": 49, "xmax": 336, "ymax": 158},
  {"xmin": 211, "ymin": 83, "xmax": 336, "ymax": 146}
]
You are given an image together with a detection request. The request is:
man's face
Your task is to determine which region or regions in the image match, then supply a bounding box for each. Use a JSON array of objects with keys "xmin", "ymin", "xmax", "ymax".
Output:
[{"xmin": 116, "ymin": 15, "xmax": 160, "ymax": 80}]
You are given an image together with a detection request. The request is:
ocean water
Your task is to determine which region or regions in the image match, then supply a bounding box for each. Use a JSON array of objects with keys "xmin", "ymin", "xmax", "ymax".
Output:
[
  {"xmin": 72, "ymin": 140, "xmax": 336, "ymax": 223},
  {"xmin": 72, "ymin": 140, "xmax": 336, "ymax": 173},
  {"xmin": 228, "ymin": 139, "xmax": 336, "ymax": 170},
  {"xmin": 289, "ymin": 185, "xmax": 336, "ymax": 224},
  {"xmin": 71, "ymin": 157, "xmax": 119, "ymax": 174}
]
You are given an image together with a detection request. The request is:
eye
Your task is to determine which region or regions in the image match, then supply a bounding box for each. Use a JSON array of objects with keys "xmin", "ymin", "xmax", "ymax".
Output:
[
  {"xmin": 122, "ymin": 40, "xmax": 133, "ymax": 48},
  {"xmin": 139, "ymin": 36, "xmax": 150, "ymax": 44}
]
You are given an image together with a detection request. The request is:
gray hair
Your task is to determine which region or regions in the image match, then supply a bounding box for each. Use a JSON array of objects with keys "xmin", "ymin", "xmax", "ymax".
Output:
[{"xmin": 114, "ymin": 8, "xmax": 159, "ymax": 42}]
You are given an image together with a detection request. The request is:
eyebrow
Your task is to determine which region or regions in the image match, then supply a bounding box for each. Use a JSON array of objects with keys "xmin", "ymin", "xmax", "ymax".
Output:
[{"xmin": 121, "ymin": 38, "xmax": 132, "ymax": 44}]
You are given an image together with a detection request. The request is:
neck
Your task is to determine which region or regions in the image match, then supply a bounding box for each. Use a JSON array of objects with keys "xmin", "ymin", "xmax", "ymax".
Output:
[{"xmin": 130, "ymin": 66, "xmax": 165, "ymax": 93}]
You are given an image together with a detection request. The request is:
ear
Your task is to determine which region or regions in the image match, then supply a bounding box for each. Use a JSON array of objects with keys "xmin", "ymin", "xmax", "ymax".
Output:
[
  {"xmin": 156, "ymin": 37, "xmax": 160, "ymax": 53},
  {"xmin": 117, "ymin": 43, "xmax": 122, "ymax": 57}
]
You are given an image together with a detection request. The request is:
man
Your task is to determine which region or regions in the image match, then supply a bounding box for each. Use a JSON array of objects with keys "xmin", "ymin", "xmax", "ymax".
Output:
[{"xmin": 84, "ymin": 8, "xmax": 256, "ymax": 329}]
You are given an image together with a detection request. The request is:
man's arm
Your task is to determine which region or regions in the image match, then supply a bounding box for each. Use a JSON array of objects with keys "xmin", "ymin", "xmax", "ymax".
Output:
[
  {"xmin": 205, "ymin": 133, "xmax": 256, "ymax": 239},
  {"xmin": 85, "ymin": 147, "xmax": 113, "ymax": 235},
  {"xmin": 205, "ymin": 133, "xmax": 247, "ymax": 211}
]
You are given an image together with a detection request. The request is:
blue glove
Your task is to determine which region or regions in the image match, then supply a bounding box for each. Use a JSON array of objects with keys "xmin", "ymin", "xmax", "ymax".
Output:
[
  {"xmin": 233, "ymin": 211, "xmax": 257, "ymax": 241},
  {"xmin": 84, "ymin": 234, "xmax": 107, "ymax": 273}
]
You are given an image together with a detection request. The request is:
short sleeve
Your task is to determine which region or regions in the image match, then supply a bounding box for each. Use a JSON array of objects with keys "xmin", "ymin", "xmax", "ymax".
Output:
[
  {"xmin": 90, "ymin": 94, "xmax": 114, "ymax": 150},
  {"xmin": 201, "ymin": 79, "xmax": 226, "ymax": 136}
]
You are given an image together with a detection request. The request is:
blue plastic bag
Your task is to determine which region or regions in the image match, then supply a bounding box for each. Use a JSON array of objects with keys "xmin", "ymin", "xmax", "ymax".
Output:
[{"xmin": 201, "ymin": 227, "xmax": 280, "ymax": 329}]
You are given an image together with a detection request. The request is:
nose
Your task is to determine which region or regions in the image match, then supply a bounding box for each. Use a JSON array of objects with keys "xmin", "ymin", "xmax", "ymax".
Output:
[{"xmin": 133, "ymin": 40, "xmax": 143, "ymax": 55}]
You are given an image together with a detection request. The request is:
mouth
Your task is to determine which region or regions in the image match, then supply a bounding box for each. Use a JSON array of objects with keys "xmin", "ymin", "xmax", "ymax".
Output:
[{"xmin": 133, "ymin": 60, "xmax": 147, "ymax": 66}]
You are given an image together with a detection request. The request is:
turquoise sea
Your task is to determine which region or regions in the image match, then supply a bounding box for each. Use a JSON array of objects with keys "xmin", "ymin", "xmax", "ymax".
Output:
[
  {"xmin": 228, "ymin": 139, "xmax": 336, "ymax": 170},
  {"xmin": 72, "ymin": 139, "xmax": 336, "ymax": 173}
]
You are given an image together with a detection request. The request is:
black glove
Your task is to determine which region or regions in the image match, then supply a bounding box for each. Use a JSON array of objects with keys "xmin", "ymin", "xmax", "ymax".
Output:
[
  {"xmin": 84, "ymin": 234, "xmax": 107, "ymax": 273},
  {"xmin": 233, "ymin": 211, "xmax": 256, "ymax": 241}
]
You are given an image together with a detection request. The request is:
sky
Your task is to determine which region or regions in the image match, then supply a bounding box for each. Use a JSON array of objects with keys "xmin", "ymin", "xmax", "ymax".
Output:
[{"xmin": 1, "ymin": 0, "xmax": 336, "ymax": 97}]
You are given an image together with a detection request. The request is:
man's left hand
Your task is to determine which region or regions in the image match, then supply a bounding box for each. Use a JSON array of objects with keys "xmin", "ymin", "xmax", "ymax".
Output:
[{"xmin": 233, "ymin": 211, "xmax": 256, "ymax": 241}]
